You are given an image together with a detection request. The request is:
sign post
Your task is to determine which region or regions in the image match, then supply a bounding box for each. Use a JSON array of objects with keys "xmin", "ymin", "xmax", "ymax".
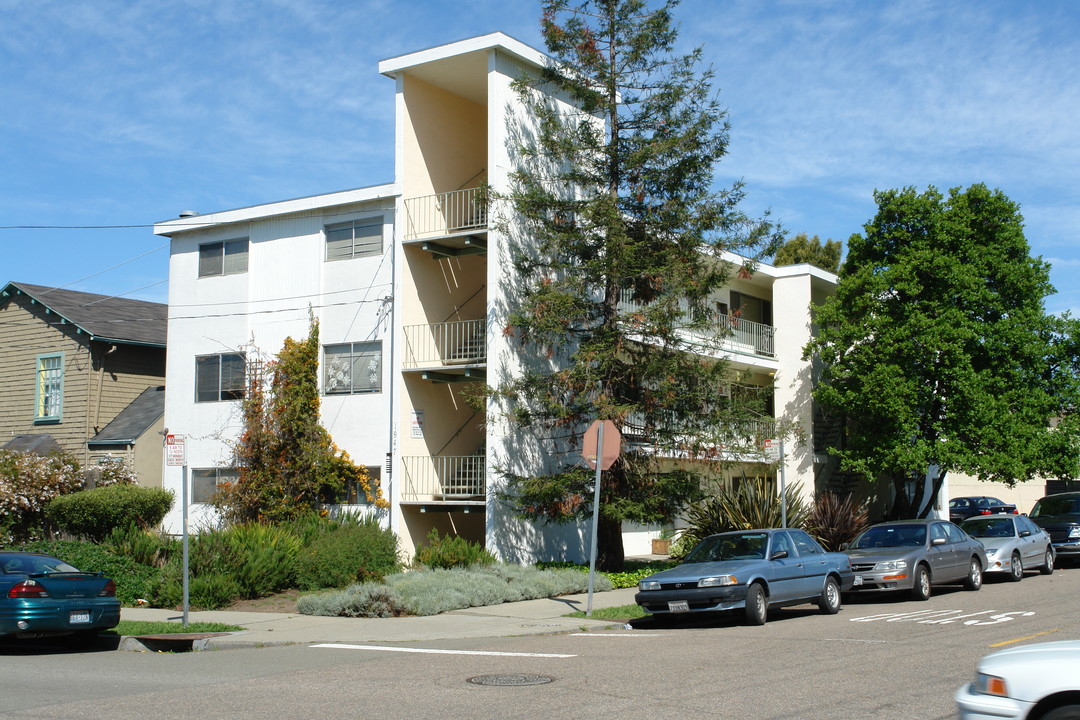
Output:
[
  {"xmin": 165, "ymin": 434, "xmax": 189, "ymax": 627},
  {"xmin": 582, "ymin": 419, "xmax": 621, "ymax": 617},
  {"xmin": 764, "ymin": 438, "xmax": 787, "ymax": 528}
]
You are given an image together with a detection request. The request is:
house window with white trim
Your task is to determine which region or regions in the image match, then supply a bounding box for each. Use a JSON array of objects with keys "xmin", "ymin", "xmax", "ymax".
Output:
[
  {"xmin": 199, "ymin": 237, "xmax": 249, "ymax": 277},
  {"xmin": 325, "ymin": 217, "xmax": 382, "ymax": 261},
  {"xmin": 323, "ymin": 341, "xmax": 382, "ymax": 394},
  {"xmin": 35, "ymin": 352, "xmax": 63, "ymax": 422},
  {"xmin": 195, "ymin": 353, "xmax": 246, "ymax": 402},
  {"xmin": 191, "ymin": 467, "xmax": 240, "ymax": 504}
]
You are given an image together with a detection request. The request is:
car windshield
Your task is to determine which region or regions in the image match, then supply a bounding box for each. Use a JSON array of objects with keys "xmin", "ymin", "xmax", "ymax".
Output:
[
  {"xmin": 1030, "ymin": 496, "xmax": 1080, "ymax": 517},
  {"xmin": 0, "ymin": 554, "xmax": 80, "ymax": 575},
  {"xmin": 852, "ymin": 524, "xmax": 926, "ymax": 549},
  {"xmin": 961, "ymin": 517, "xmax": 1015, "ymax": 538},
  {"xmin": 684, "ymin": 532, "xmax": 770, "ymax": 563}
]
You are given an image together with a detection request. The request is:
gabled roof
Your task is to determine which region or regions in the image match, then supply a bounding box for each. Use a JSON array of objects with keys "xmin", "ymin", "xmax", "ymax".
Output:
[
  {"xmin": 2, "ymin": 434, "xmax": 62, "ymax": 456},
  {"xmin": 1, "ymin": 281, "xmax": 167, "ymax": 347},
  {"xmin": 88, "ymin": 386, "xmax": 165, "ymax": 446}
]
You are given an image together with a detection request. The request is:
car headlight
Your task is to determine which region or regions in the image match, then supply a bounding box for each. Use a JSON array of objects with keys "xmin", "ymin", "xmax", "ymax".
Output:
[
  {"xmin": 698, "ymin": 575, "xmax": 737, "ymax": 587},
  {"xmin": 1069, "ymin": 527, "xmax": 1080, "ymax": 540},
  {"xmin": 984, "ymin": 548, "xmax": 999, "ymax": 558},
  {"xmin": 639, "ymin": 580, "xmax": 661, "ymax": 591},
  {"xmin": 974, "ymin": 673, "xmax": 1009, "ymax": 698},
  {"xmin": 873, "ymin": 560, "xmax": 908, "ymax": 572}
]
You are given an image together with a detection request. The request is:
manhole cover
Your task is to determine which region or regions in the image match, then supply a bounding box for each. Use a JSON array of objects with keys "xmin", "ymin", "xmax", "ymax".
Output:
[{"xmin": 467, "ymin": 674, "xmax": 555, "ymax": 687}]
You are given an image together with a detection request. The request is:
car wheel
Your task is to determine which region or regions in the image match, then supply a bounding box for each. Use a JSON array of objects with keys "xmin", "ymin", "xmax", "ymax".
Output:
[
  {"xmin": 744, "ymin": 582, "xmax": 767, "ymax": 626},
  {"xmin": 964, "ymin": 557, "xmax": 983, "ymax": 591},
  {"xmin": 910, "ymin": 564, "xmax": 931, "ymax": 601},
  {"xmin": 1008, "ymin": 552, "xmax": 1023, "ymax": 582},
  {"xmin": 1039, "ymin": 704, "xmax": 1080, "ymax": 720},
  {"xmin": 818, "ymin": 576, "xmax": 841, "ymax": 615},
  {"xmin": 1040, "ymin": 548, "xmax": 1055, "ymax": 575}
]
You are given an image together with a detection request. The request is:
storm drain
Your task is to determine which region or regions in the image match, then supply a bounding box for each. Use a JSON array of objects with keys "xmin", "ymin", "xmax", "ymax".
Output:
[{"xmin": 467, "ymin": 674, "xmax": 555, "ymax": 687}]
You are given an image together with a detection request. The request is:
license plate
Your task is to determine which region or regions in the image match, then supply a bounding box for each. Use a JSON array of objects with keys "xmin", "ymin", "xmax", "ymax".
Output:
[
  {"xmin": 668, "ymin": 600, "xmax": 690, "ymax": 613},
  {"xmin": 69, "ymin": 611, "xmax": 91, "ymax": 624},
  {"xmin": 853, "ymin": 576, "xmax": 864, "ymax": 586}
]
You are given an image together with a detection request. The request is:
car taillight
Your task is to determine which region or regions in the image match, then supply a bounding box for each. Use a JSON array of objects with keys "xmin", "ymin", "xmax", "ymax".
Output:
[
  {"xmin": 99, "ymin": 580, "xmax": 116, "ymax": 597},
  {"xmin": 1010, "ymin": 509, "xmax": 1018, "ymax": 514},
  {"xmin": 979, "ymin": 509, "xmax": 992, "ymax": 515},
  {"xmin": 8, "ymin": 579, "xmax": 50, "ymax": 598}
]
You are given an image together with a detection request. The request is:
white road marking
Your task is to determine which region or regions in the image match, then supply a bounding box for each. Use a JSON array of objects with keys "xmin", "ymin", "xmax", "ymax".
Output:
[
  {"xmin": 569, "ymin": 633, "xmax": 655, "ymax": 637},
  {"xmin": 849, "ymin": 609, "xmax": 1034, "ymax": 625},
  {"xmin": 311, "ymin": 643, "xmax": 575, "ymax": 658}
]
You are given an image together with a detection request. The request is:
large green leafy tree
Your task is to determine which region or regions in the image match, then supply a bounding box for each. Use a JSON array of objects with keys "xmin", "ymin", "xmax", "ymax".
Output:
[
  {"xmin": 499, "ymin": 0, "xmax": 780, "ymax": 569},
  {"xmin": 806, "ymin": 184, "xmax": 1080, "ymax": 518},
  {"xmin": 773, "ymin": 233, "xmax": 842, "ymax": 273}
]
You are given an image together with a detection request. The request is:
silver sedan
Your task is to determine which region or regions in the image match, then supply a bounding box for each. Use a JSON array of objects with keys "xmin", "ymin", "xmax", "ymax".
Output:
[
  {"xmin": 845, "ymin": 519, "xmax": 986, "ymax": 601},
  {"xmin": 960, "ymin": 514, "xmax": 1055, "ymax": 581}
]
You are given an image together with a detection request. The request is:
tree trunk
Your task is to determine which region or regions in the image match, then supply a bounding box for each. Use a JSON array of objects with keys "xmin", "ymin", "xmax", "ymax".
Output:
[{"xmin": 596, "ymin": 513, "xmax": 625, "ymax": 572}]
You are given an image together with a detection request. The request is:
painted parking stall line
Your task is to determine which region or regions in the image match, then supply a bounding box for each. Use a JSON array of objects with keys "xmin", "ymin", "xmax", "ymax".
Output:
[
  {"xmin": 311, "ymin": 643, "xmax": 575, "ymax": 658},
  {"xmin": 849, "ymin": 609, "xmax": 1035, "ymax": 626}
]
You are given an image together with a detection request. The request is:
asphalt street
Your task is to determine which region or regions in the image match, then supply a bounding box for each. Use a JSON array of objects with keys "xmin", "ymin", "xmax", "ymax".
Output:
[{"xmin": 1, "ymin": 567, "xmax": 1077, "ymax": 720}]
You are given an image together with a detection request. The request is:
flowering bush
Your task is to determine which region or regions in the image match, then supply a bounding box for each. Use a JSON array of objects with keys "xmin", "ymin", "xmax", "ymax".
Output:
[
  {"xmin": 0, "ymin": 450, "xmax": 82, "ymax": 543},
  {"xmin": 90, "ymin": 458, "xmax": 140, "ymax": 487}
]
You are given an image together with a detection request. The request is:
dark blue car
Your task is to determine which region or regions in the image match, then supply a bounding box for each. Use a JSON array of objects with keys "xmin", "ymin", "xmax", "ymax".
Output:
[
  {"xmin": 0, "ymin": 552, "xmax": 120, "ymax": 646},
  {"xmin": 634, "ymin": 528, "xmax": 855, "ymax": 625}
]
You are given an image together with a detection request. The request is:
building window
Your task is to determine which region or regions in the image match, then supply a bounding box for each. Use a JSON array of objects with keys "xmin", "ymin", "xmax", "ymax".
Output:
[
  {"xmin": 324, "ymin": 341, "xmax": 381, "ymax": 394},
  {"xmin": 199, "ymin": 237, "xmax": 249, "ymax": 277},
  {"xmin": 332, "ymin": 466, "xmax": 382, "ymax": 504},
  {"xmin": 325, "ymin": 217, "xmax": 382, "ymax": 261},
  {"xmin": 195, "ymin": 353, "xmax": 246, "ymax": 402},
  {"xmin": 191, "ymin": 467, "xmax": 240, "ymax": 504},
  {"xmin": 35, "ymin": 352, "xmax": 63, "ymax": 422}
]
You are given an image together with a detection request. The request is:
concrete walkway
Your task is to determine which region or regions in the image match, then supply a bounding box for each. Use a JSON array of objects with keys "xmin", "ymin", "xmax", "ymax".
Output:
[{"xmin": 118, "ymin": 587, "xmax": 641, "ymax": 649}]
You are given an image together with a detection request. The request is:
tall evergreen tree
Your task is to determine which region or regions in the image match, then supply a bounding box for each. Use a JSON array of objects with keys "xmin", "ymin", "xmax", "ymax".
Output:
[
  {"xmin": 806, "ymin": 184, "xmax": 1080, "ymax": 518},
  {"xmin": 499, "ymin": 0, "xmax": 781, "ymax": 569},
  {"xmin": 773, "ymin": 233, "xmax": 842, "ymax": 273}
]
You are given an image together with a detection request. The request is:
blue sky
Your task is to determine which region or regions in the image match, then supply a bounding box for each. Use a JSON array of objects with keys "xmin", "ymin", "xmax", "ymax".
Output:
[{"xmin": 2, "ymin": 0, "xmax": 1077, "ymax": 315}]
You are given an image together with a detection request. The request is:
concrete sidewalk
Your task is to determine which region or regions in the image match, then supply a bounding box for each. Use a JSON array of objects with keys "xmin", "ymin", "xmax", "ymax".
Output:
[{"xmin": 118, "ymin": 587, "xmax": 641, "ymax": 649}]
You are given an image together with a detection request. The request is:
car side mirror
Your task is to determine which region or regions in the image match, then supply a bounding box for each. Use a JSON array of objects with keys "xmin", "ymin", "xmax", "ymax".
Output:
[
  {"xmin": 839, "ymin": 542, "xmax": 850, "ymax": 551},
  {"xmin": 932, "ymin": 537, "xmax": 946, "ymax": 546},
  {"xmin": 770, "ymin": 550, "xmax": 789, "ymax": 560},
  {"xmin": 1019, "ymin": 530, "xmax": 1031, "ymax": 537}
]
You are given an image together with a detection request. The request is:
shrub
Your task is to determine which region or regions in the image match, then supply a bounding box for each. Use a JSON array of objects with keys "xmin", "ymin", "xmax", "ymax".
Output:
[
  {"xmin": 45, "ymin": 484, "xmax": 174, "ymax": 541},
  {"xmin": 807, "ymin": 492, "xmax": 870, "ymax": 551},
  {"xmin": 296, "ymin": 564, "xmax": 612, "ymax": 618},
  {"xmin": 184, "ymin": 523, "xmax": 302, "ymax": 599},
  {"xmin": 149, "ymin": 570, "xmax": 242, "ymax": 611},
  {"xmin": 102, "ymin": 524, "xmax": 176, "ymax": 568},
  {"xmin": 297, "ymin": 583, "xmax": 404, "ymax": 618},
  {"xmin": 294, "ymin": 519, "xmax": 400, "ymax": 590},
  {"xmin": 682, "ymin": 479, "xmax": 809, "ymax": 547},
  {"xmin": 0, "ymin": 450, "xmax": 82, "ymax": 543},
  {"xmin": 19, "ymin": 539, "xmax": 158, "ymax": 606},
  {"xmin": 414, "ymin": 529, "xmax": 496, "ymax": 569}
]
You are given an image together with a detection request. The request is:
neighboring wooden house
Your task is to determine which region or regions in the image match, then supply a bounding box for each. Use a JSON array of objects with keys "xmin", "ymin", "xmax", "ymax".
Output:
[{"xmin": 0, "ymin": 281, "xmax": 167, "ymax": 486}]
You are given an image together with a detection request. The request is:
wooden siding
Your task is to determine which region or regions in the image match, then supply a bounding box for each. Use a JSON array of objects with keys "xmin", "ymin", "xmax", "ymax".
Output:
[{"xmin": 0, "ymin": 294, "xmax": 165, "ymax": 468}]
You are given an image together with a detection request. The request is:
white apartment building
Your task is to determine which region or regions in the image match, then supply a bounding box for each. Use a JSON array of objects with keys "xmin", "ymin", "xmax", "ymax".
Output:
[{"xmin": 155, "ymin": 33, "xmax": 838, "ymax": 562}]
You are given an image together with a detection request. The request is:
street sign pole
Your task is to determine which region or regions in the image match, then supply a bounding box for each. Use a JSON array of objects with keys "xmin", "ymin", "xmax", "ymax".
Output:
[
  {"xmin": 586, "ymin": 421, "xmax": 604, "ymax": 617},
  {"xmin": 181, "ymin": 463, "xmax": 189, "ymax": 627},
  {"xmin": 779, "ymin": 439, "xmax": 788, "ymax": 529}
]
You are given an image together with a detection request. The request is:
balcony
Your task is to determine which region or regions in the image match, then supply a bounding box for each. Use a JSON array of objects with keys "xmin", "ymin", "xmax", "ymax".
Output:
[
  {"xmin": 617, "ymin": 292, "xmax": 775, "ymax": 359},
  {"xmin": 404, "ymin": 187, "xmax": 488, "ymax": 241},
  {"xmin": 401, "ymin": 455, "xmax": 486, "ymax": 503},
  {"xmin": 403, "ymin": 319, "xmax": 486, "ymax": 368}
]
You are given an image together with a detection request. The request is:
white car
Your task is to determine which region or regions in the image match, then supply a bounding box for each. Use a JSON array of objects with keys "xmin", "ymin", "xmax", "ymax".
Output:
[{"xmin": 956, "ymin": 640, "xmax": 1080, "ymax": 719}]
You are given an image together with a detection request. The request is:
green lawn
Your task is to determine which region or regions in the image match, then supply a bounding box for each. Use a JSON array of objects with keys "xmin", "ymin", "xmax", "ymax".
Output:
[
  {"xmin": 106, "ymin": 620, "xmax": 246, "ymax": 636},
  {"xmin": 564, "ymin": 603, "xmax": 647, "ymax": 621}
]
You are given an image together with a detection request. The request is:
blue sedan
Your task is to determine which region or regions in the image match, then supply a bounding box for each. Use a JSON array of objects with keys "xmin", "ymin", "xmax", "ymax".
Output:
[
  {"xmin": 0, "ymin": 552, "xmax": 120, "ymax": 646},
  {"xmin": 634, "ymin": 528, "xmax": 855, "ymax": 625}
]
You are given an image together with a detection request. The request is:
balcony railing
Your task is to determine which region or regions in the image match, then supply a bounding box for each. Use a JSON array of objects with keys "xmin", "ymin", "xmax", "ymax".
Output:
[
  {"xmin": 404, "ymin": 187, "xmax": 488, "ymax": 240},
  {"xmin": 617, "ymin": 292, "xmax": 775, "ymax": 358},
  {"xmin": 403, "ymin": 319, "xmax": 486, "ymax": 367},
  {"xmin": 401, "ymin": 455, "xmax": 486, "ymax": 501},
  {"xmin": 622, "ymin": 413, "xmax": 776, "ymax": 446}
]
